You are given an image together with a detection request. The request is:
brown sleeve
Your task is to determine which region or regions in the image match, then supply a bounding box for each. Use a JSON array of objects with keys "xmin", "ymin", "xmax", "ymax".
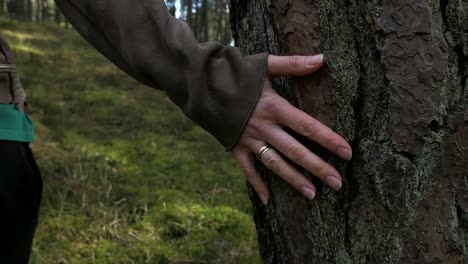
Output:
[{"xmin": 54, "ymin": 0, "xmax": 268, "ymax": 150}]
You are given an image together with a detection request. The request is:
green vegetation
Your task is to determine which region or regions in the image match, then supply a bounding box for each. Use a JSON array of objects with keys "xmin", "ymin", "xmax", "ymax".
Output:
[{"xmin": 0, "ymin": 17, "xmax": 259, "ymax": 263}]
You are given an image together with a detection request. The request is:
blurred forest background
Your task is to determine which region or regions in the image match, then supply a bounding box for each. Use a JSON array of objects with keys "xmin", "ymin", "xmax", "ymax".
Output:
[
  {"xmin": 1, "ymin": 0, "xmax": 258, "ymax": 263},
  {"xmin": 0, "ymin": 0, "xmax": 233, "ymax": 44}
]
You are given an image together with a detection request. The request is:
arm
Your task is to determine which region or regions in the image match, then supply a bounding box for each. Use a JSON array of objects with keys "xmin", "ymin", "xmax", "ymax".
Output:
[
  {"xmin": 0, "ymin": 35, "xmax": 27, "ymax": 111},
  {"xmin": 55, "ymin": 0, "xmax": 354, "ymax": 204},
  {"xmin": 54, "ymin": 0, "xmax": 267, "ymax": 150}
]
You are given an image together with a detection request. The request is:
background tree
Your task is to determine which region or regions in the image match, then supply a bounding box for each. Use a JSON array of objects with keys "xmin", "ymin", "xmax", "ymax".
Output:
[
  {"xmin": 166, "ymin": 0, "xmax": 176, "ymax": 16},
  {"xmin": 1, "ymin": 0, "xmax": 83, "ymax": 25},
  {"xmin": 2, "ymin": 0, "xmax": 232, "ymax": 43},
  {"xmin": 179, "ymin": 0, "xmax": 232, "ymax": 44},
  {"xmin": 230, "ymin": 0, "xmax": 468, "ymax": 263}
]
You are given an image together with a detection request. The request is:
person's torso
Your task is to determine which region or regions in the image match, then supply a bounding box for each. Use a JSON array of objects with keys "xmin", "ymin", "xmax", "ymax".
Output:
[{"xmin": 0, "ymin": 34, "xmax": 35, "ymax": 143}]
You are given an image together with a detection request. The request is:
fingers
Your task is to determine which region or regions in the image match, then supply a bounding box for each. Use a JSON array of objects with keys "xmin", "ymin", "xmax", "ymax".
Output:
[
  {"xmin": 249, "ymin": 141, "xmax": 317, "ymax": 200},
  {"xmin": 267, "ymin": 54, "xmax": 324, "ymax": 78},
  {"xmin": 262, "ymin": 126, "xmax": 343, "ymax": 191},
  {"xmin": 275, "ymin": 102, "xmax": 353, "ymax": 161},
  {"xmin": 233, "ymin": 148, "xmax": 270, "ymax": 205}
]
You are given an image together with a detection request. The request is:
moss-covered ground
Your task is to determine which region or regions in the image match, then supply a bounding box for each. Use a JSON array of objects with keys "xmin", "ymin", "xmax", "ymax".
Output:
[{"xmin": 0, "ymin": 17, "xmax": 260, "ymax": 264}]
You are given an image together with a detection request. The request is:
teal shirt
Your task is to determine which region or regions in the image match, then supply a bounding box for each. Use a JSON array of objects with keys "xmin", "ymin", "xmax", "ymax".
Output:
[{"xmin": 0, "ymin": 104, "xmax": 35, "ymax": 142}]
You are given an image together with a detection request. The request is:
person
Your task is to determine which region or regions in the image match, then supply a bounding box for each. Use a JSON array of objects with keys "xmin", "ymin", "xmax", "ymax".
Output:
[
  {"xmin": 3, "ymin": 0, "xmax": 353, "ymax": 262},
  {"xmin": 55, "ymin": 0, "xmax": 353, "ymax": 205},
  {"xmin": 0, "ymin": 35, "xmax": 42, "ymax": 264}
]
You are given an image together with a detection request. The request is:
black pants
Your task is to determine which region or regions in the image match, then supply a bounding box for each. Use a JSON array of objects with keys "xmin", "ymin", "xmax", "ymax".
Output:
[{"xmin": 0, "ymin": 140, "xmax": 42, "ymax": 264}]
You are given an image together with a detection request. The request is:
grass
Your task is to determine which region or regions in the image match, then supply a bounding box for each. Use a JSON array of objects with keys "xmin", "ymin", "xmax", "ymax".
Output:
[{"xmin": 0, "ymin": 17, "xmax": 260, "ymax": 264}]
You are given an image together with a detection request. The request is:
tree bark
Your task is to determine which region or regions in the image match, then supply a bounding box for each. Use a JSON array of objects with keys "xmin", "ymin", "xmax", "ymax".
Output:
[
  {"xmin": 10, "ymin": 0, "xmax": 29, "ymax": 21},
  {"xmin": 41, "ymin": 0, "xmax": 48, "ymax": 22},
  {"xmin": 230, "ymin": 0, "xmax": 468, "ymax": 263},
  {"xmin": 26, "ymin": 0, "xmax": 32, "ymax": 20},
  {"xmin": 54, "ymin": 2, "xmax": 62, "ymax": 24}
]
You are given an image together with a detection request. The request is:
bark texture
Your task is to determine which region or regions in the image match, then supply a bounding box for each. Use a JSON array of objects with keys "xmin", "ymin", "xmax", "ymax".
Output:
[{"xmin": 230, "ymin": 0, "xmax": 468, "ymax": 263}]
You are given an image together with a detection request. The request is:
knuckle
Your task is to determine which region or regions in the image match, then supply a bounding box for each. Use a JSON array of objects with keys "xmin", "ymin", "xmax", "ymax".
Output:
[
  {"xmin": 300, "ymin": 120, "xmax": 318, "ymax": 138},
  {"xmin": 232, "ymin": 148, "xmax": 242, "ymax": 158},
  {"xmin": 314, "ymin": 163, "xmax": 331, "ymax": 178},
  {"xmin": 240, "ymin": 166, "xmax": 254, "ymax": 178},
  {"xmin": 289, "ymin": 56, "xmax": 301, "ymax": 68},
  {"xmin": 263, "ymin": 98, "xmax": 281, "ymax": 115},
  {"xmin": 328, "ymin": 138, "xmax": 342, "ymax": 150},
  {"xmin": 249, "ymin": 120, "xmax": 268, "ymax": 133},
  {"xmin": 286, "ymin": 144, "xmax": 305, "ymax": 160},
  {"xmin": 264, "ymin": 156, "xmax": 280, "ymax": 170}
]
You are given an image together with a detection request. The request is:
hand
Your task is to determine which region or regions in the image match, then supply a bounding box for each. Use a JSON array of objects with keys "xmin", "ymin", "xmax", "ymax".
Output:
[
  {"xmin": 232, "ymin": 54, "xmax": 353, "ymax": 205},
  {"xmin": 15, "ymin": 101, "xmax": 25, "ymax": 113}
]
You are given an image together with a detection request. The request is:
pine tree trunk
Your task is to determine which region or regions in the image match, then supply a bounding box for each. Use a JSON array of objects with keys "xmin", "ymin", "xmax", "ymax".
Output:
[
  {"xmin": 26, "ymin": 0, "xmax": 32, "ymax": 21},
  {"xmin": 41, "ymin": 0, "xmax": 48, "ymax": 22},
  {"xmin": 54, "ymin": 3, "xmax": 61, "ymax": 24},
  {"xmin": 230, "ymin": 0, "xmax": 468, "ymax": 263},
  {"xmin": 12, "ymin": 0, "xmax": 29, "ymax": 21}
]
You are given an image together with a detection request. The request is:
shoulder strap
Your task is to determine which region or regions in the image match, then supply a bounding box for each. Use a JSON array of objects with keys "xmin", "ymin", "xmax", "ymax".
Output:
[
  {"xmin": 0, "ymin": 64, "xmax": 16, "ymax": 73},
  {"xmin": 0, "ymin": 35, "xmax": 16, "ymax": 103}
]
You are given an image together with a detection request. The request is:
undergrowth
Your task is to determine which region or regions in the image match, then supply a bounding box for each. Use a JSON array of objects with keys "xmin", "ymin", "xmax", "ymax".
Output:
[{"xmin": 0, "ymin": 17, "xmax": 259, "ymax": 264}]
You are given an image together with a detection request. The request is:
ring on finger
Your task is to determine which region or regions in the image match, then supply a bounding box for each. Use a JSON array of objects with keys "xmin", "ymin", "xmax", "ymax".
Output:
[{"xmin": 256, "ymin": 145, "xmax": 271, "ymax": 160}]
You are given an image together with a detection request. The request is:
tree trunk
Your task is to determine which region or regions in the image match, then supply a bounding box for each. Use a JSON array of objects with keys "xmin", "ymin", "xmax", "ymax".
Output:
[
  {"xmin": 41, "ymin": 0, "xmax": 48, "ymax": 22},
  {"xmin": 186, "ymin": 0, "xmax": 193, "ymax": 27},
  {"xmin": 230, "ymin": 0, "xmax": 468, "ymax": 263},
  {"xmin": 54, "ymin": 2, "xmax": 61, "ymax": 24},
  {"xmin": 26, "ymin": 0, "xmax": 32, "ymax": 21},
  {"xmin": 11, "ymin": 0, "xmax": 29, "ymax": 21},
  {"xmin": 35, "ymin": 0, "xmax": 41, "ymax": 22},
  {"xmin": 201, "ymin": 0, "xmax": 209, "ymax": 41}
]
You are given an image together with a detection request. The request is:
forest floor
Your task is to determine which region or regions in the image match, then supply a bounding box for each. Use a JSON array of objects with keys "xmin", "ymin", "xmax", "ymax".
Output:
[{"xmin": 0, "ymin": 17, "xmax": 260, "ymax": 264}]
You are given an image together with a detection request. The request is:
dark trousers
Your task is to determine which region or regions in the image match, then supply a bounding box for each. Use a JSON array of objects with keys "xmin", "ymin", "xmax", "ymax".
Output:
[{"xmin": 0, "ymin": 140, "xmax": 42, "ymax": 264}]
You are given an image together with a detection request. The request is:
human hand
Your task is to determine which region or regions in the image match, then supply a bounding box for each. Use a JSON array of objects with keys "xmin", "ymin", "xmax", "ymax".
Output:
[
  {"xmin": 232, "ymin": 54, "xmax": 353, "ymax": 205},
  {"xmin": 15, "ymin": 101, "xmax": 25, "ymax": 113}
]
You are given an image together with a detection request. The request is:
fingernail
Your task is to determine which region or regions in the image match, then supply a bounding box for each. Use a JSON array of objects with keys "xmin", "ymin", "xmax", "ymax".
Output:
[
  {"xmin": 300, "ymin": 186, "xmax": 316, "ymax": 200},
  {"xmin": 326, "ymin": 176, "xmax": 342, "ymax": 191},
  {"xmin": 259, "ymin": 193, "xmax": 269, "ymax": 205},
  {"xmin": 306, "ymin": 54, "xmax": 323, "ymax": 67},
  {"xmin": 338, "ymin": 147, "xmax": 353, "ymax": 161}
]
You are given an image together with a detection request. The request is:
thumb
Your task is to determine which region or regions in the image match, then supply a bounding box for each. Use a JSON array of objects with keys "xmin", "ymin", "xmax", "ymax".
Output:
[{"xmin": 267, "ymin": 54, "xmax": 324, "ymax": 78}]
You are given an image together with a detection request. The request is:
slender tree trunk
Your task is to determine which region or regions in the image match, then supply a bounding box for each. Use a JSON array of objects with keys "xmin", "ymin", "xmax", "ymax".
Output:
[
  {"xmin": 41, "ymin": 0, "xmax": 48, "ymax": 22},
  {"xmin": 187, "ymin": 0, "xmax": 193, "ymax": 27},
  {"xmin": 167, "ymin": 0, "xmax": 176, "ymax": 17},
  {"xmin": 35, "ymin": 0, "xmax": 41, "ymax": 22},
  {"xmin": 202, "ymin": 0, "xmax": 208, "ymax": 41},
  {"xmin": 26, "ymin": 0, "xmax": 32, "ymax": 21},
  {"xmin": 230, "ymin": 0, "xmax": 468, "ymax": 263},
  {"xmin": 54, "ymin": 2, "xmax": 61, "ymax": 24},
  {"xmin": 194, "ymin": 0, "xmax": 200, "ymax": 39},
  {"xmin": 222, "ymin": 0, "xmax": 231, "ymax": 45},
  {"xmin": 13, "ymin": 0, "xmax": 29, "ymax": 21}
]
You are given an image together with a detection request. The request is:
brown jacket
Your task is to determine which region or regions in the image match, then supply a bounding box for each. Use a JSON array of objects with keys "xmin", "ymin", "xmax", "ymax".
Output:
[
  {"xmin": 55, "ymin": 0, "xmax": 267, "ymax": 150},
  {"xmin": 0, "ymin": 35, "xmax": 26, "ymax": 105}
]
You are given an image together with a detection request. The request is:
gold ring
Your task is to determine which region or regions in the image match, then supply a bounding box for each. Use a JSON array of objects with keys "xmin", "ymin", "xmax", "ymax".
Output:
[{"xmin": 256, "ymin": 145, "xmax": 271, "ymax": 160}]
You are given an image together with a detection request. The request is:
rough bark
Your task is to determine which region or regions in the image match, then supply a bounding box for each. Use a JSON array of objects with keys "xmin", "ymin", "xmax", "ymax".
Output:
[{"xmin": 230, "ymin": 0, "xmax": 468, "ymax": 263}]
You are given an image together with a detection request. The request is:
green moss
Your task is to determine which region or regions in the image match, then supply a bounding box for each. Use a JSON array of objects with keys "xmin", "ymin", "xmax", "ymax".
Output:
[{"xmin": 0, "ymin": 17, "xmax": 259, "ymax": 263}]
